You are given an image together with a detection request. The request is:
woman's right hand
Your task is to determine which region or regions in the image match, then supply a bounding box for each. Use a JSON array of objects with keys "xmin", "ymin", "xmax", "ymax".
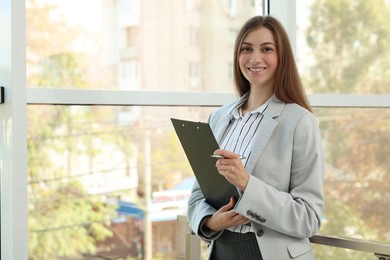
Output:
[{"xmin": 204, "ymin": 197, "xmax": 250, "ymax": 232}]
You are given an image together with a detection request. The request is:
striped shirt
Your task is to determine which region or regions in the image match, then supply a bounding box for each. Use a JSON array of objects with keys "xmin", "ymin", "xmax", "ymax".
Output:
[{"xmin": 220, "ymin": 93, "xmax": 270, "ymax": 234}]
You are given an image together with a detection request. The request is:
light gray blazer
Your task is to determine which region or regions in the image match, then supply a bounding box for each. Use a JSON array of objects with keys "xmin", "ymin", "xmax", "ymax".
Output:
[{"xmin": 188, "ymin": 95, "xmax": 325, "ymax": 260}]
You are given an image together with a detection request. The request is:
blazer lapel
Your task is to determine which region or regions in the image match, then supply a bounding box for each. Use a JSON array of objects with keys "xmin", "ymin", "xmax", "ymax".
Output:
[
  {"xmin": 212, "ymin": 115, "xmax": 232, "ymax": 143},
  {"xmin": 210, "ymin": 100, "xmax": 238, "ymax": 143},
  {"xmin": 246, "ymin": 95, "xmax": 285, "ymax": 174}
]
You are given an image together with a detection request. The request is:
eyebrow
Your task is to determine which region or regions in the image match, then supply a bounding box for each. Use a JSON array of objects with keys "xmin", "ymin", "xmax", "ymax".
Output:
[{"xmin": 241, "ymin": 41, "xmax": 276, "ymax": 46}]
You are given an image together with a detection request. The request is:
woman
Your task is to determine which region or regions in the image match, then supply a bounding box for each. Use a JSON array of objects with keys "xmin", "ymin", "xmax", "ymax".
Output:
[{"xmin": 187, "ymin": 15, "xmax": 325, "ymax": 260}]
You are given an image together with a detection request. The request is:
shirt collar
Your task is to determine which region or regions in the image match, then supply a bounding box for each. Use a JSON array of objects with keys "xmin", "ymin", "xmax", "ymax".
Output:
[{"xmin": 231, "ymin": 93, "xmax": 248, "ymax": 119}]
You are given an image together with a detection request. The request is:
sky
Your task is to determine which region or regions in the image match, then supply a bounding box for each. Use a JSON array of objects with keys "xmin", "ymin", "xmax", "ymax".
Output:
[{"xmin": 56, "ymin": 0, "xmax": 103, "ymax": 31}]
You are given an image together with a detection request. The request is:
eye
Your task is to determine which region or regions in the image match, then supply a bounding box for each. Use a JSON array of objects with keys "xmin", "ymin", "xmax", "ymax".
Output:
[
  {"xmin": 240, "ymin": 46, "xmax": 252, "ymax": 53},
  {"xmin": 262, "ymin": 47, "xmax": 274, "ymax": 53}
]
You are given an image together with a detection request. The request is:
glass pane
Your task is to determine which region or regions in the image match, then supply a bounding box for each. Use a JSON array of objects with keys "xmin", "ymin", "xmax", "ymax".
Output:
[
  {"xmin": 27, "ymin": 105, "xmax": 390, "ymax": 259},
  {"xmin": 296, "ymin": 0, "xmax": 390, "ymax": 94},
  {"xmin": 26, "ymin": 0, "xmax": 264, "ymax": 92},
  {"xmin": 27, "ymin": 105, "xmax": 215, "ymax": 259},
  {"xmin": 313, "ymin": 107, "xmax": 390, "ymax": 259}
]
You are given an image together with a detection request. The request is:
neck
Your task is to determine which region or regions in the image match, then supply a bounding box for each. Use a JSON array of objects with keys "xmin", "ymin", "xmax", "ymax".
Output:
[{"xmin": 243, "ymin": 89, "xmax": 273, "ymax": 112}]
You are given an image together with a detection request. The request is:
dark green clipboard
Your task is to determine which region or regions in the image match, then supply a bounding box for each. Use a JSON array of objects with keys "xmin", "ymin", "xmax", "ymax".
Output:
[{"xmin": 171, "ymin": 118, "xmax": 239, "ymax": 209}]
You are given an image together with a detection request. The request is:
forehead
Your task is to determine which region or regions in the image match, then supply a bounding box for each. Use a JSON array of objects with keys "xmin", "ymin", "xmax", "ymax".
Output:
[{"xmin": 242, "ymin": 27, "xmax": 275, "ymax": 45}]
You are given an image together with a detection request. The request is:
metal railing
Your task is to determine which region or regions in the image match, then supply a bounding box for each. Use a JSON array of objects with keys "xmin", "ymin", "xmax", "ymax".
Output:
[{"xmin": 177, "ymin": 215, "xmax": 390, "ymax": 260}]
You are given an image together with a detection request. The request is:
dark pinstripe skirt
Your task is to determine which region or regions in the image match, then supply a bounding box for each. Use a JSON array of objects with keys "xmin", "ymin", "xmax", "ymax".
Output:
[{"xmin": 210, "ymin": 230, "xmax": 263, "ymax": 260}]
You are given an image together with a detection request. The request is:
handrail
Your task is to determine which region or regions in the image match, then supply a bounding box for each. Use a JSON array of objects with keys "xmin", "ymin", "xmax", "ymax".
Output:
[
  {"xmin": 309, "ymin": 234, "xmax": 390, "ymax": 260},
  {"xmin": 177, "ymin": 215, "xmax": 390, "ymax": 260}
]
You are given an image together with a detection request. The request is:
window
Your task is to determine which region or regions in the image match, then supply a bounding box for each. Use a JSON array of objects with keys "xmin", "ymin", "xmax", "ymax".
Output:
[
  {"xmin": 189, "ymin": 62, "xmax": 201, "ymax": 89},
  {"xmin": 296, "ymin": 0, "xmax": 390, "ymax": 94},
  {"xmin": 293, "ymin": 0, "xmax": 390, "ymax": 255},
  {"xmin": 2, "ymin": 0, "xmax": 389, "ymax": 259},
  {"xmin": 24, "ymin": 1, "xmax": 263, "ymax": 258},
  {"xmin": 26, "ymin": 0, "xmax": 261, "ymax": 92},
  {"xmin": 26, "ymin": 104, "xmax": 215, "ymax": 259}
]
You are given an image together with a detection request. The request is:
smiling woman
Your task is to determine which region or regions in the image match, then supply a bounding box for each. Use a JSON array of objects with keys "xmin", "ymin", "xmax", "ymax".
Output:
[{"xmin": 188, "ymin": 15, "xmax": 324, "ymax": 260}]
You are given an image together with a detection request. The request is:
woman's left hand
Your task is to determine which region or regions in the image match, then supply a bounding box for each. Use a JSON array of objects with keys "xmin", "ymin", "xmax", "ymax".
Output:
[{"xmin": 214, "ymin": 149, "xmax": 250, "ymax": 191}]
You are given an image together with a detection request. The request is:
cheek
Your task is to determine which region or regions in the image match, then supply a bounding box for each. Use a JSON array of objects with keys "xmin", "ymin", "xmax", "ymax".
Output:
[
  {"xmin": 238, "ymin": 56, "xmax": 247, "ymax": 72},
  {"xmin": 272, "ymin": 56, "xmax": 278, "ymax": 68}
]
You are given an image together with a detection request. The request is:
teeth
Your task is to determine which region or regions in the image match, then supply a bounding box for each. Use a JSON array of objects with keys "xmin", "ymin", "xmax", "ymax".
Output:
[{"xmin": 249, "ymin": 67, "xmax": 265, "ymax": 72}]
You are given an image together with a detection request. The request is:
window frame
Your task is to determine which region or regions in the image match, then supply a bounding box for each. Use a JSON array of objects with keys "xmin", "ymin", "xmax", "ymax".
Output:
[
  {"xmin": 26, "ymin": 88, "xmax": 390, "ymax": 108},
  {"xmin": 0, "ymin": 1, "xmax": 28, "ymax": 259}
]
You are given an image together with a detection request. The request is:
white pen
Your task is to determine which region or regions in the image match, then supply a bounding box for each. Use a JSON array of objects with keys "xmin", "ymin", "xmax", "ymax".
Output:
[{"xmin": 211, "ymin": 154, "xmax": 247, "ymax": 160}]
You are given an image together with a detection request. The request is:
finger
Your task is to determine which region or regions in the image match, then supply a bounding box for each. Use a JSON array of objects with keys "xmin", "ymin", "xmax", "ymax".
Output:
[
  {"xmin": 218, "ymin": 197, "xmax": 235, "ymax": 212},
  {"xmin": 213, "ymin": 149, "xmax": 224, "ymax": 156},
  {"xmin": 219, "ymin": 150, "xmax": 239, "ymax": 160},
  {"xmin": 233, "ymin": 216, "xmax": 250, "ymax": 225}
]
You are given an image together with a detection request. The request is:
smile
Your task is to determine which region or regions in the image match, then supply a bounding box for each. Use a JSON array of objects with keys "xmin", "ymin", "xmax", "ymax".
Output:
[{"xmin": 248, "ymin": 67, "xmax": 266, "ymax": 72}]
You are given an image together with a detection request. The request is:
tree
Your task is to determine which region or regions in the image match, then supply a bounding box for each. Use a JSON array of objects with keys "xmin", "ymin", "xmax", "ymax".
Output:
[
  {"xmin": 151, "ymin": 131, "xmax": 194, "ymax": 190},
  {"xmin": 304, "ymin": 0, "xmax": 390, "ymax": 251},
  {"xmin": 27, "ymin": 103, "xmax": 123, "ymax": 259},
  {"xmin": 26, "ymin": 1, "xmax": 121, "ymax": 258},
  {"xmin": 305, "ymin": 0, "xmax": 390, "ymax": 93},
  {"xmin": 313, "ymin": 195, "xmax": 378, "ymax": 260}
]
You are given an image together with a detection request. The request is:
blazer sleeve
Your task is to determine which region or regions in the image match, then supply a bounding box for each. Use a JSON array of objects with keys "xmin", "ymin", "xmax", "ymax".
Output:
[
  {"xmin": 187, "ymin": 180, "xmax": 223, "ymax": 241},
  {"xmin": 234, "ymin": 112, "xmax": 325, "ymax": 238}
]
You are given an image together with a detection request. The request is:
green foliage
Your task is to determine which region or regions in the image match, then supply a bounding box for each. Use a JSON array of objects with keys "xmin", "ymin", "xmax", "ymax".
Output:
[
  {"xmin": 26, "ymin": 2, "xmax": 138, "ymax": 257},
  {"xmin": 321, "ymin": 195, "xmax": 377, "ymax": 239},
  {"xmin": 26, "ymin": 0, "xmax": 88, "ymax": 89},
  {"xmin": 36, "ymin": 53, "xmax": 86, "ymax": 88},
  {"xmin": 313, "ymin": 195, "xmax": 378, "ymax": 259},
  {"xmin": 150, "ymin": 131, "xmax": 193, "ymax": 190},
  {"xmin": 28, "ymin": 181, "xmax": 115, "ymax": 259},
  {"xmin": 305, "ymin": 0, "xmax": 390, "ymax": 256},
  {"xmin": 317, "ymin": 108, "xmax": 390, "ymax": 242},
  {"xmin": 27, "ymin": 105, "xmax": 118, "ymax": 259},
  {"xmin": 26, "ymin": 3, "xmax": 121, "ymax": 254},
  {"xmin": 305, "ymin": 0, "xmax": 390, "ymax": 93}
]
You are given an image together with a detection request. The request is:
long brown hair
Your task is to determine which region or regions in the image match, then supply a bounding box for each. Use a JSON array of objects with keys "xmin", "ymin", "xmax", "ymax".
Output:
[{"xmin": 233, "ymin": 16, "xmax": 312, "ymax": 112}]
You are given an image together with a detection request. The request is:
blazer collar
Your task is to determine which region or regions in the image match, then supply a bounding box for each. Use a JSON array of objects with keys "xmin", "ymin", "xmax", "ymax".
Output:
[
  {"xmin": 212, "ymin": 93, "xmax": 285, "ymax": 144},
  {"xmin": 263, "ymin": 94, "xmax": 285, "ymax": 119}
]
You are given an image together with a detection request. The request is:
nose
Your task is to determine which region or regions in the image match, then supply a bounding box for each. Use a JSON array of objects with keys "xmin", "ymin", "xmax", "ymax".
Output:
[{"xmin": 249, "ymin": 49, "xmax": 263, "ymax": 62}]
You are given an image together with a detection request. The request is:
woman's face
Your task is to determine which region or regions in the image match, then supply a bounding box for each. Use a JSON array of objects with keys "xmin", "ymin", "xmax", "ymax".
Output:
[{"xmin": 238, "ymin": 27, "xmax": 278, "ymax": 91}]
